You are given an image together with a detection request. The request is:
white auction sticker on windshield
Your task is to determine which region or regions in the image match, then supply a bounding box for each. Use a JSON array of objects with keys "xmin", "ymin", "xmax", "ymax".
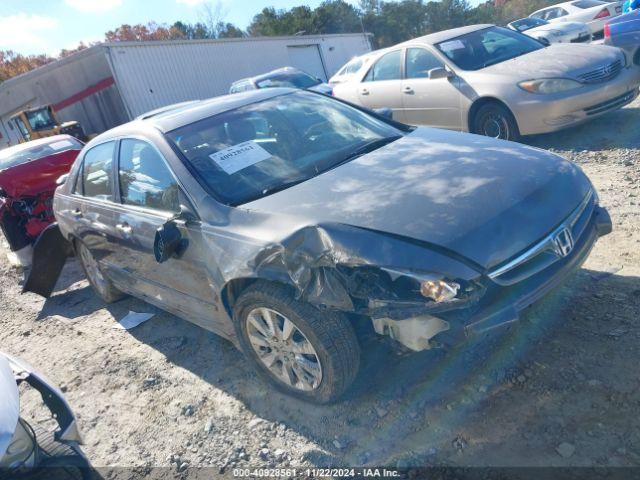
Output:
[
  {"xmin": 439, "ymin": 40, "xmax": 465, "ymax": 52},
  {"xmin": 209, "ymin": 141, "xmax": 272, "ymax": 175}
]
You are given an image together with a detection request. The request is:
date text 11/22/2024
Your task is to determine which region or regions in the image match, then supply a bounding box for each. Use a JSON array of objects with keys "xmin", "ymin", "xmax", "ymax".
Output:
[{"xmin": 232, "ymin": 468, "xmax": 401, "ymax": 477}]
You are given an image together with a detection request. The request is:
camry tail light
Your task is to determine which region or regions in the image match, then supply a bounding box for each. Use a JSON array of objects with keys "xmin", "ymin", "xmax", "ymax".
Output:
[
  {"xmin": 604, "ymin": 23, "xmax": 611, "ymax": 38},
  {"xmin": 594, "ymin": 8, "xmax": 611, "ymax": 19}
]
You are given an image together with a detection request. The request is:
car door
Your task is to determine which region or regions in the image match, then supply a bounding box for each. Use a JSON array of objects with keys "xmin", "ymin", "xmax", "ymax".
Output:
[
  {"xmin": 401, "ymin": 47, "xmax": 463, "ymax": 130},
  {"xmin": 63, "ymin": 141, "xmax": 123, "ymax": 276},
  {"xmin": 110, "ymin": 137, "xmax": 220, "ymax": 330},
  {"xmin": 357, "ymin": 49, "xmax": 407, "ymax": 122}
]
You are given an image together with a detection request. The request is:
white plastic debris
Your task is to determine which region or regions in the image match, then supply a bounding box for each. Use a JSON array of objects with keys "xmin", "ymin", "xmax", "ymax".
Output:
[{"xmin": 113, "ymin": 311, "xmax": 154, "ymax": 330}]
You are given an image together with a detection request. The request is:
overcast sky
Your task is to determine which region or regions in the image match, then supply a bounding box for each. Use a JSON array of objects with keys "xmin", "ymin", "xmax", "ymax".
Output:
[{"xmin": 0, "ymin": 0, "xmax": 365, "ymax": 56}]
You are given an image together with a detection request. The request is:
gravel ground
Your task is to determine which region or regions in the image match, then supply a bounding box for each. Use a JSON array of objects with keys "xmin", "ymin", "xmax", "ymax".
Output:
[{"xmin": 1, "ymin": 98, "xmax": 639, "ymax": 476}]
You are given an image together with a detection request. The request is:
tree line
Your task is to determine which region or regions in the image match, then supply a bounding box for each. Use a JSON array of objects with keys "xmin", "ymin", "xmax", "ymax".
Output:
[{"xmin": 1, "ymin": 0, "xmax": 556, "ymax": 84}]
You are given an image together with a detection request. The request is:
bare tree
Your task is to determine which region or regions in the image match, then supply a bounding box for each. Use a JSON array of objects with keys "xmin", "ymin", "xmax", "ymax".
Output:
[{"xmin": 198, "ymin": 1, "xmax": 228, "ymax": 38}]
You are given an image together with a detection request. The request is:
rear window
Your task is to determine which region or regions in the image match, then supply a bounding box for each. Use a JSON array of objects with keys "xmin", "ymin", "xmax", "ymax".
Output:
[
  {"xmin": 0, "ymin": 137, "xmax": 83, "ymax": 170},
  {"xmin": 572, "ymin": 0, "xmax": 605, "ymax": 7}
]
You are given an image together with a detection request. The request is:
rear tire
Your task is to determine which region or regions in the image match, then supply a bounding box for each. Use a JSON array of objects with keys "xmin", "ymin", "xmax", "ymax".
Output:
[
  {"xmin": 472, "ymin": 102, "xmax": 520, "ymax": 142},
  {"xmin": 233, "ymin": 281, "xmax": 360, "ymax": 403},
  {"xmin": 76, "ymin": 241, "xmax": 125, "ymax": 303}
]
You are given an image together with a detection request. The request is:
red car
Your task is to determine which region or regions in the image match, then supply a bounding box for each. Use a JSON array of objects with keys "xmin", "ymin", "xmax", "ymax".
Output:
[{"xmin": 0, "ymin": 135, "xmax": 83, "ymax": 263}]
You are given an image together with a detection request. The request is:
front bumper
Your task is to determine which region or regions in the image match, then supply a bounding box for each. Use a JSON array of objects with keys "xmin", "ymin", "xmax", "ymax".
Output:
[
  {"xmin": 371, "ymin": 203, "xmax": 611, "ymax": 350},
  {"xmin": 513, "ymin": 67, "xmax": 640, "ymax": 135},
  {"xmin": 4, "ymin": 354, "xmax": 82, "ymax": 445}
]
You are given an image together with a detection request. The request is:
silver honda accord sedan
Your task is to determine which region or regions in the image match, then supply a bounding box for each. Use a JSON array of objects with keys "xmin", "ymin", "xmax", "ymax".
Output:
[
  {"xmin": 333, "ymin": 24, "xmax": 640, "ymax": 141},
  {"xmin": 29, "ymin": 88, "xmax": 611, "ymax": 403}
]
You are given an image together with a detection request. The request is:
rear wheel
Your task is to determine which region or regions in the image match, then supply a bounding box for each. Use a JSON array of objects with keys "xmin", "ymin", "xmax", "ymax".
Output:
[
  {"xmin": 233, "ymin": 282, "xmax": 360, "ymax": 403},
  {"xmin": 76, "ymin": 242, "xmax": 125, "ymax": 303},
  {"xmin": 472, "ymin": 102, "xmax": 520, "ymax": 142}
]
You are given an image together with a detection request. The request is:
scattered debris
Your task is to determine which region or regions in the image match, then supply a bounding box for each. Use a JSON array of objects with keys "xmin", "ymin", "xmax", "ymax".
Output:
[{"xmin": 113, "ymin": 311, "xmax": 155, "ymax": 330}]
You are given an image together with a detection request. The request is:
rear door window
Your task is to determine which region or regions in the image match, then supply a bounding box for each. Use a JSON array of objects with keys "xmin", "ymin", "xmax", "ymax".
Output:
[
  {"xmin": 81, "ymin": 141, "xmax": 115, "ymax": 201},
  {"xmin": 364, "ymin": 50, "xmax": 402, "ymax": 82}
]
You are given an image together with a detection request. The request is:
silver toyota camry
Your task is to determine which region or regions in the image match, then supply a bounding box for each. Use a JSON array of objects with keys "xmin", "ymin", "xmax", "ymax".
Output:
[{"xmin": 333, "ymin": 24, "xmax": 640, "ymax": 141}]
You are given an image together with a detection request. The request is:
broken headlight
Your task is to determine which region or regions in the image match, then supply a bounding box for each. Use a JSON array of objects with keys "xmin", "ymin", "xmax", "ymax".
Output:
[
  {"xmin": 379, "ymin": 267, "xmax": 480, "ymax": 305},
  {"xmin": 420, "ymin": 279, "xmax": 460, "ymax": 303}
]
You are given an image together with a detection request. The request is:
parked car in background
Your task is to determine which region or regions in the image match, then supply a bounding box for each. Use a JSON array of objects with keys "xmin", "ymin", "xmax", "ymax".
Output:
[
  {"xmin": 530, "ymin": 0, "xmax": 623, "ymax": 37},
  {"xmin": 507, "ymin": 17, "xmax": 592, "ymax": 43},
  {"xmin": 0, "ymin": 135, "xmax": 83, "ymax": 265},
  {"xmin": 605, "ymin": 9, "xmax": 640, "ymax": 65},
  {"xmin": 328, "ymin": 53, "xmax": 376, "ymax": 85},
  {"xmin": 229, "ymin": 67, "xmax": 333, "ymax": 95},
  {"xmin": 29, "ymin": 88, "xmax": 611, "ymax": 403},
  {"xmin": 1, "ymin": 351, "xmax": 89, "ymax": 478},
  {"xmin": 332, "ymin": 24, "xmax": 640, "ymax": 141}
]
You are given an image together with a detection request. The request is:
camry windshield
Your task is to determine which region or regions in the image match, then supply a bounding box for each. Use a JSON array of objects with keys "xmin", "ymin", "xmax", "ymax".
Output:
[
  {"xmin": 256, "ymin": 72, "xmax": 320, "ymax": 89},
  {"xmin": 0, "ymin": 137, "xmax": 82, "ymax": 170},
  {"xmin": 511, "ymin": 18, "xmax": 548, "ymax": 31},
  {"xmin": 435, "ymin": 26, "xmax": 544, "ymax": 71},
  {"xmin": 167, "ymin": 91, "xmax": 405, "ymax": 206}
]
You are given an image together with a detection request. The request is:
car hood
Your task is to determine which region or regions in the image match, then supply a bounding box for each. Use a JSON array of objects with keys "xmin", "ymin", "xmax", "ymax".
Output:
[
  {"xmin": 0, "ymin": 149, "xmax": 79, "ymax": 198},
  {"xmin": 481, "ymin": 43, "xmax": 622, "ymax": 80},
  {"xmin": 0, "ymin": 353, "xmax": 19, "ymax": 460},
  {"xmin": 244, "ymin": 128, "xmax": 592, "ymax": 270}
]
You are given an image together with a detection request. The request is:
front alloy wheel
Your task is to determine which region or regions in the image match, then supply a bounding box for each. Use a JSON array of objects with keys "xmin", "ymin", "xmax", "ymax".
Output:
[
  {"xmin": 246, "ymin": 307, "xmax": 323, "ymax": 391},
  {"xmin": 234, "ymin": 281, "xmax": 360, "ymax": 403}
]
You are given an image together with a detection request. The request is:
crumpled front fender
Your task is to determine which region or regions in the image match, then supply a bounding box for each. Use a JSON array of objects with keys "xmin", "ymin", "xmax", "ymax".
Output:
[{"xmin": 22, "ymin": 223, "xmax": 74, "ymax": 298}]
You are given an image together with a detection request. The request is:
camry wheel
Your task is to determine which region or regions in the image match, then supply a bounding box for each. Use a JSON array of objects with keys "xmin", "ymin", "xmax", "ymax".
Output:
[
  {"xmin": 233, "ymin": 281, "xmax": 360, "ymax": 403},
  {"xmin": 77, "ymin": 242, "xmax": 125, "ymax": 303},
  {"xmin": 472, "ymin": 103, "xmax": 520, "ymax": 142}
]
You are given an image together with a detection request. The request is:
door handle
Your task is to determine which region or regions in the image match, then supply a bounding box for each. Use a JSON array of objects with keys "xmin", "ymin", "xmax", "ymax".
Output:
[
  {"xmin": 116, "ymin": 222, "xmax": 133, "ymax": 235},
  {"xmin": 403, "ymin": 86, "xmax": 414, "ymax": 94},
  {"xmin": 71, "ymin": 208, "xmax": 82, "ymax": 218},
  {"xmin": 360, "ymin": 88, "xmax": 369, "ymax": 95}
]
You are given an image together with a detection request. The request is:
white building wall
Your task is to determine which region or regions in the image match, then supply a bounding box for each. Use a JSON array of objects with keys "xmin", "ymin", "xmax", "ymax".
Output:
[{"xmin": 106, "ymin": 34, "xmax": 371, "ymax": 118}]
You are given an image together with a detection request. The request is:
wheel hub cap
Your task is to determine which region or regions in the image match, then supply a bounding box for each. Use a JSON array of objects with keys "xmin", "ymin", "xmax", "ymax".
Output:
[{"xmin": 245, "ymin": 307, "xmax": 323, "ymax": 391}]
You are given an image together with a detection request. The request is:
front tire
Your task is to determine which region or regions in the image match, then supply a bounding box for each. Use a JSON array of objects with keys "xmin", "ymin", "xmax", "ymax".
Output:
[
  {"xmin": 76, "ymin": 242, "xmax": 125, "ymax": 303},
  {"xmin": 472, "ymin": 102, "xmax": 520, "ymax": 142},
  {"xmin": 233, "ymin": 281, "xmax": 360, "ymax": 403}
]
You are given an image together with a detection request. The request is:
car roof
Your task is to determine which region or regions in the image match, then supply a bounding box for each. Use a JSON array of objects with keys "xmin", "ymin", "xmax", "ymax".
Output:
[
  {"xmin": 0, "ymin": 135, "xmax": 77, "ymax": 158},
  {"xmin": 92, "ymin": 88, "xmax": 295, "ymax": 141},
  {"xmin": 400, "ymin": 24, "xmax": 494, "ymax": 46},
  {"xmin": 135, "ymin": 100, "xmax": 201, "ymax": 120},
  {"xmin": 531, "ymin": 1, "xmax": 578, "ymax": 13},
  {"xmin": 232, "ymin": 66, "xmax": 306, "ymax": 87}
]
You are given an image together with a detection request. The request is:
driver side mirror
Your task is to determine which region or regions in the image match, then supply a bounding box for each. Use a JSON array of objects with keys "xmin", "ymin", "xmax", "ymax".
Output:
[
  {"xmin": 153, "ymin": 205, "xmax": 196, "ymax": 263},
  {"xmin": 537, "ymin": 37, "xmax": 551, "ymax": 46},
  {"xmin": 428, "ymin": 67, "xmax": 454, "ymax": 80}
]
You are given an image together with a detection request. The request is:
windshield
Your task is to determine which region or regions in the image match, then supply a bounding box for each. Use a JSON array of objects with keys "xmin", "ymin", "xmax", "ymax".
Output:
[
  {"xmin": 167, "ymin": 91, "xmax": 404, "ymax": 206},
  {"xmin": 435, "ymin": 26, "xmax": 544, "ymax": 71},
  {"xmin": 25, "ymin": 107, "xmax": 57, "ymax": 131},
  {"xmin": 511, "ymin": 17, "xmax": 548, "ymax": 31},
  {"xmin": 0, "ymin": 137, "xmax": 82, "ymax": 170},
  {"xmin": 256, "ymin": 71, "xmax": 321, "ymax": 89}
]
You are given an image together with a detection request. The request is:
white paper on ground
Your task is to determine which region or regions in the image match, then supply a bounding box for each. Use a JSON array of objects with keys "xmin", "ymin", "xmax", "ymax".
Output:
[
  {"xmin": 208, "ymin": 140, "xmax": 272, "ymax": 175},
  {"xmin": 113, "ymin": 311, "xmax": 155, "ymax": 330}
]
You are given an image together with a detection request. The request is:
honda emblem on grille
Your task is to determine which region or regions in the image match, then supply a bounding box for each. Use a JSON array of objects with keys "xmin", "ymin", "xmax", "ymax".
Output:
[{"xmin": 553, "ymin": 227, "xmax": 574, "ymax": 257}]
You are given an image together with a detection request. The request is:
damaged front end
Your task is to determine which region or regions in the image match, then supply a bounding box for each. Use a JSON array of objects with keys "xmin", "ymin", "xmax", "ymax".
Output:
[{"xmin": 242, "ymin": 223, "xmax": 486, "ymax": 352}]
